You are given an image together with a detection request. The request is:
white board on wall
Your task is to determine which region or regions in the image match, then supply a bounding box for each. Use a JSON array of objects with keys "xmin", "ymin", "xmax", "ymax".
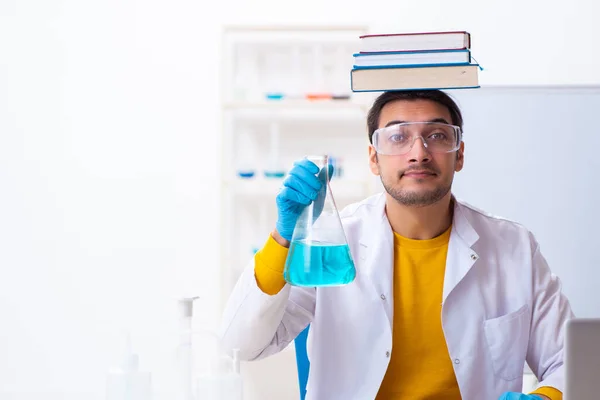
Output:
[{"xmin": 445, "ymin": 86, "xmax": 600, "ymax": 318}]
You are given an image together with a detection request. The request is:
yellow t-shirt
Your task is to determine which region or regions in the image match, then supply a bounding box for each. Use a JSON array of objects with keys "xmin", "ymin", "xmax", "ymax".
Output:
[{"xmin": 376, "ymin": 226, "xmax": 460, "ymax": 399}]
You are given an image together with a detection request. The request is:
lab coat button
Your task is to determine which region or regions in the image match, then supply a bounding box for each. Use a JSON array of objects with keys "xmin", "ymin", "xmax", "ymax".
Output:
[
  {"xmin": 380, "ymin": 294, "xmax": 386, "ymax": 300},
  {"xmin": 385, "ymin": 351, "xmax": 390, "ymax": 357},
  {"xmin": 454, "ymin": 358, "xmax": 460, "ymax": 364},
  {"xmin": 470, "ymin": 254, "xmax": 478, "ymax": 260}
]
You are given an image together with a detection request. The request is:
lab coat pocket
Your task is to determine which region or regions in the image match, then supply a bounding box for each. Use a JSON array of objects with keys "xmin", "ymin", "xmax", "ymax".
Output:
[{"xmin": 483, "ymin": 304, "xmax": 530, "ymax": 381}]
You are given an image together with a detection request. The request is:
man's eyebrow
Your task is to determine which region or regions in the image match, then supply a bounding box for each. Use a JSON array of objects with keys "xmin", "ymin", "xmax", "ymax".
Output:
[{"xmin": 384, "ymin": 118, "xmax": 450, "ymax": 127}]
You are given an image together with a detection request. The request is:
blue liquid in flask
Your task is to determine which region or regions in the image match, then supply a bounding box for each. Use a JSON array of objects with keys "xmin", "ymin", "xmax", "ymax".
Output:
[{"xmin": 284, "ymin": 240, "xmax": 356, "ymax": 287}]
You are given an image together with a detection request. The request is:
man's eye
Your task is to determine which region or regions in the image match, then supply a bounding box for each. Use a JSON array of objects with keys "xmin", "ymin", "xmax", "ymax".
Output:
[
  {"xmin": 389, "ymin": 134, "xmax": 407, "ymax": 143},
  {"xmin": 429, "ymin": 132, "xmax": 448, "ymax": 141}
]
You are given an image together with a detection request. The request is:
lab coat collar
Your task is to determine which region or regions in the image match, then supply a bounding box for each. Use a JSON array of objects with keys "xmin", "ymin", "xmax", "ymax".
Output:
[
  {"xmin": 443, "ymin": 197, "xmax": 480, "ymax": 302},
  {"xmin": 451, "ymin": 196, "xmax": 479, "ymax": 249}
]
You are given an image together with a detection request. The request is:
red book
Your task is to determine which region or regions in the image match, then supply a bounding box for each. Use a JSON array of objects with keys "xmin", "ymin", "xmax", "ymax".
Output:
[{"xmin": 359, "ymin": 31, "xmax": 471, "ymax": 53}]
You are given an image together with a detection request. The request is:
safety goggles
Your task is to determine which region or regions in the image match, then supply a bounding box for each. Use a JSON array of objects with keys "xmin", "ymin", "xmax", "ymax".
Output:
[{"xmin": 372, "ymin": 122, "xmax": 462, "ymax": 156}]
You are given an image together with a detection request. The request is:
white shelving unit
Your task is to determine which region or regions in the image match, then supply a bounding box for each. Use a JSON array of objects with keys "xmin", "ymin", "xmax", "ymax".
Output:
[{"xmin": 219, "ymin": 26, "xmax": 379, "ymax": 309}]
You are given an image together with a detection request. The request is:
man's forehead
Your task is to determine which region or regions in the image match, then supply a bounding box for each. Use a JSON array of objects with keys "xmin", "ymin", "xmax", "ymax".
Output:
[{"xmin": 379, "ymin": 100, "xmax": 452, "ymax": 125}]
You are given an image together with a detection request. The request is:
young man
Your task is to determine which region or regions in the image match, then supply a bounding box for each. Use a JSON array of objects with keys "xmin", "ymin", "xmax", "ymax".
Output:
[{"xmin": 220, "ymin": 90, "xmax": 574, "ymax": 400}]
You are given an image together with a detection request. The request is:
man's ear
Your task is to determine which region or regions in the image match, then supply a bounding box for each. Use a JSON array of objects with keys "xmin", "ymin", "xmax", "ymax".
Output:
[
  {"xmin": 455, "ymin": 141, "xmax": 465, "ymax": 172},
  {"xmin": 368, "ymin": 145, "xmax": 380, "ymax": 176}
]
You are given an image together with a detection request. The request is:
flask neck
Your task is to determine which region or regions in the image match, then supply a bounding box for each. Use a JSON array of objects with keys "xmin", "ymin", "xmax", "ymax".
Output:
[{"xmin": 306, "ymin": 155, "xmax": 328, "ymax": 170}]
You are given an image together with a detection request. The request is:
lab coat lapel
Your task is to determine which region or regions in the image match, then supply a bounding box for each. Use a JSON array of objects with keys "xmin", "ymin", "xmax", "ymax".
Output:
[
  {"xmin": 360, "ymin": 195, "xmax": 394, "ymax": 329},
  {"xmin": 443, "ymin": 199, "xmax": 480, "ymax": 302}
]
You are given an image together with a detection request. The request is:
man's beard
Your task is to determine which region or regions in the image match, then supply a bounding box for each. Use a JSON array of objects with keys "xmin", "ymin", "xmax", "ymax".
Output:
[{"xmin": 381, "ymin": 175, "xmax": 451, "ymax": 207}]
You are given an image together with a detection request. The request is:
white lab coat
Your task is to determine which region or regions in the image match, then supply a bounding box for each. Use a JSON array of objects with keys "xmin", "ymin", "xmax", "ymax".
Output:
[{"xmin": 220, "ymin": 193, "xmax": 574, "ymax": 400}]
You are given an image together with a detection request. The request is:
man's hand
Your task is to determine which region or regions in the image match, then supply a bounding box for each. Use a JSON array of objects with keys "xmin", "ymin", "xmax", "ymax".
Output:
[
  {"xmin": 274, "ymin": 158, "xmax": 333, "ymax": 243},
  {"xmin": 498, "ymin": 393, "xmax": 546, "ymax": 400}
]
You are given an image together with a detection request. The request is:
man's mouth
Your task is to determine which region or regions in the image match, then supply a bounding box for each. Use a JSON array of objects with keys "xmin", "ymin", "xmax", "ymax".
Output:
[{"xmin": 403, "ymin": 170, "xmax": 436, "ymax": 177}]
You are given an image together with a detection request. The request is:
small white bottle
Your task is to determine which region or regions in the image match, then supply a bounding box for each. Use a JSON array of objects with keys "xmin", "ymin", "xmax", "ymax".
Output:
[
  {"xmin": 236, "ymin": 129, "xmax": 256, "ymax": 179},
  {"xmin": 196, "ymin": 348, "xmax": 243, "ymax": 400},
  {"xmin": 106, "ymin": 335, "xmax": 152, "ymax": 400},
  {"xmin": 176, "ymin": 297, "xmax": 199, "ymax": 400},
  {"xmin": 263, "ymin": 122, "xmax": 285, "ymax": 179}
]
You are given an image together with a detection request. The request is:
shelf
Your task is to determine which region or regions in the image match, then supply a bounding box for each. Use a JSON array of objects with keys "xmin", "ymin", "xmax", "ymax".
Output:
[
  {"xmin": 223, "ymin": 99, "xmax": 368, "ymax": 109},
  {"xmin": 225, "ymin": 177, "xmax": 370, "ymax": 199},
  {"xmin": 223, "ymin": 100, "xmax": 368, "ymax": 116},
  {"xmin": 223, "ymin": 100, "xmax": 367, "ymax": 123}
]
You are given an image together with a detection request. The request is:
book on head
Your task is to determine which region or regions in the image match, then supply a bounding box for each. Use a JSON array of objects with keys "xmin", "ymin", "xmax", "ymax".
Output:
[{"xmin": 350, "ymin": 64, "xmax": 480, "ymax": 92}]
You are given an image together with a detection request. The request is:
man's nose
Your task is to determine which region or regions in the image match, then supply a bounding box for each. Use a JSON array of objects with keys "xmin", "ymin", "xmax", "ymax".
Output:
[{"xmin": 407, "ymin": 136, "xmax": 431, "ymax": 163}]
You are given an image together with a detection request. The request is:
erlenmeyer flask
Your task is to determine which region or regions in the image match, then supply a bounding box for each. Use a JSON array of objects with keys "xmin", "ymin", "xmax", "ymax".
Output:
[{"xmin": 283, "ymin": 155, "xmax": 356, "ymax": 287}]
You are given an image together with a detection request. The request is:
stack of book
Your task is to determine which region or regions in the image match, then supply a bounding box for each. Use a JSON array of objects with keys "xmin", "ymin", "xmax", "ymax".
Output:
[{"xmin": 350, "ymin": 31, "xmax": 480, "ymax": 92}]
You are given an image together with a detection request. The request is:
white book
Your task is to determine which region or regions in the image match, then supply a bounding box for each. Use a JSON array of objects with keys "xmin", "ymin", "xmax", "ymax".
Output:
[{"xmin": 353, "ymin": 50, "xmax": 471, "ymax": 68}]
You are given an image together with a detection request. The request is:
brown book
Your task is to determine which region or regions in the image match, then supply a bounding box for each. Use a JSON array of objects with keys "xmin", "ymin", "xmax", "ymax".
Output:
[{"xmin": 359, "ymin": 31, "xmax": 471, "ymax": 53}]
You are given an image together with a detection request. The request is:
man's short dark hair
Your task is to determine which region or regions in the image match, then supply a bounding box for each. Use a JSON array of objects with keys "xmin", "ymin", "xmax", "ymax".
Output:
[{"xmin": 366, "ymin": 90, "xmax": 464, "ymax": 144}]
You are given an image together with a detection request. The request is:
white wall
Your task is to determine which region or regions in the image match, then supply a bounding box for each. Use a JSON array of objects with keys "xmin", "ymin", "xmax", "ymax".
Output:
[
  {"xmin": 1, "ymin": 0, "xmax": 599, "ymax": 398},
  {"xmin": 0, "ymin": 1, "xmax": 222, "ymax": 399}
]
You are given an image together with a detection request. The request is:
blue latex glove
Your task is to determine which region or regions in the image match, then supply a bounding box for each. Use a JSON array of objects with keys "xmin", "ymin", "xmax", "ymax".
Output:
[
  {"xmin": 275, "ymin": 158, "xmax": 333, "ymax": 241},
  {"xmin": 498, "ymin": 392, "xmax": 543, "ymax": 400}
]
